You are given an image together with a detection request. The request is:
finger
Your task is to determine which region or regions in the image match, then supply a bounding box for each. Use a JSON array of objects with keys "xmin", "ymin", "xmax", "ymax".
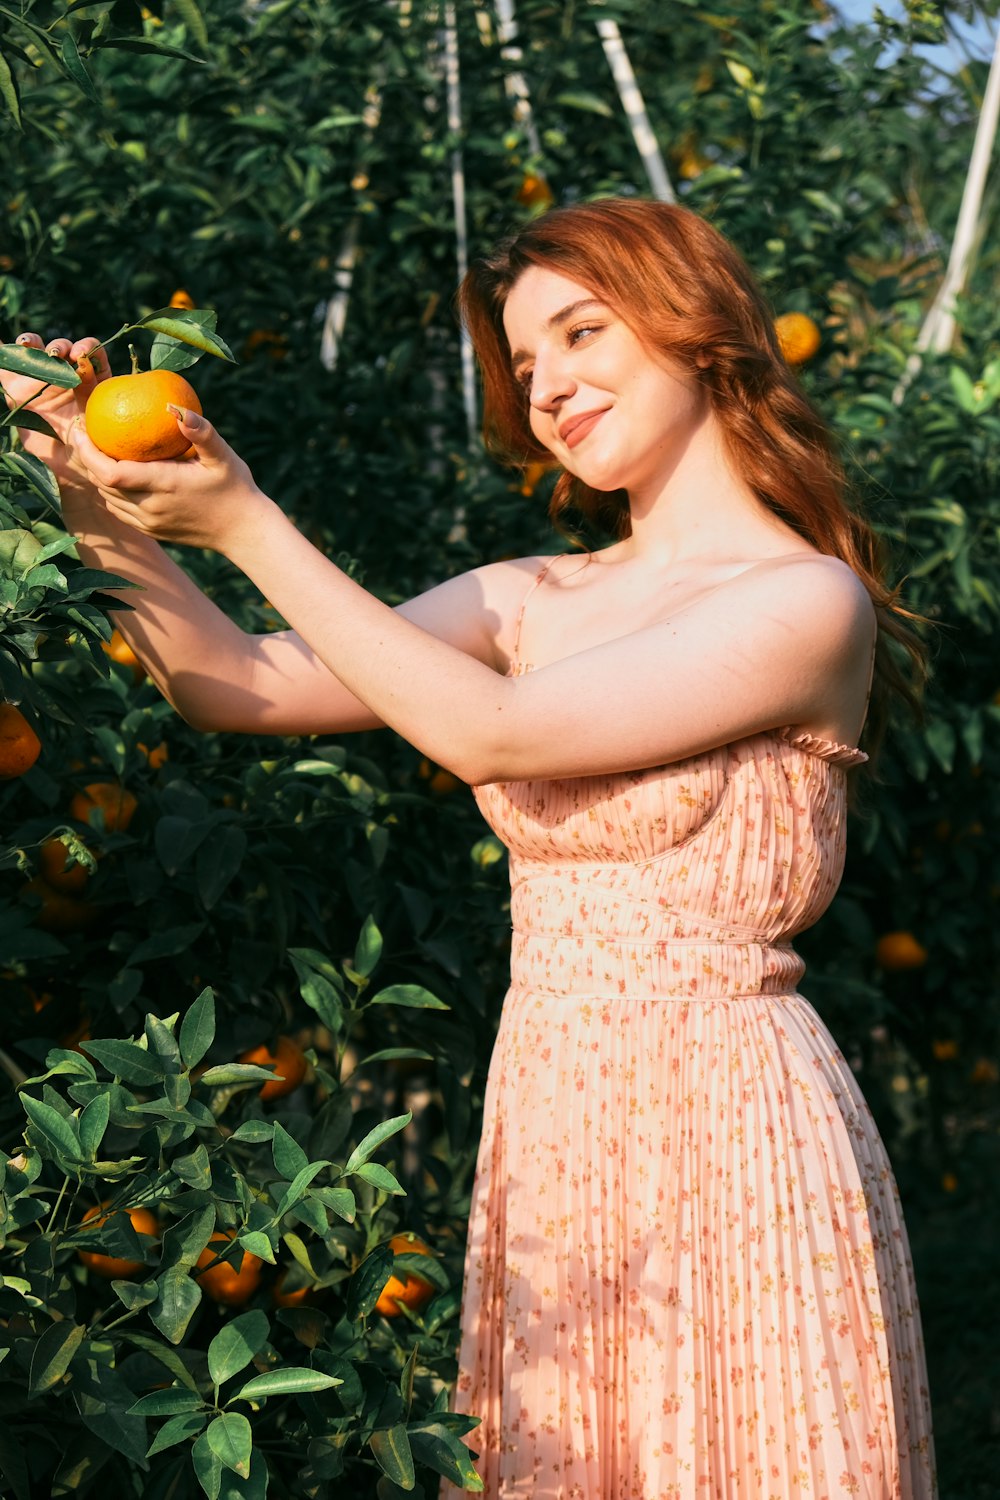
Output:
[
  {"xmin": 14, "ymin": 332, "xmax": 44, "ymax": 348},
  {"xmin": 164, "ymin": 406, "xmax": 229, "ymax": 465},
  {"xmin": 70, "ymin": 338, "xmax": 110, "ymax": 384},
  {"xmin": 71, "ymin": 422, "xmax": 169, "ymax": 495},
  {"xmin": 45, "ymin": 338, "xmax": 73, "ymax": 360}
]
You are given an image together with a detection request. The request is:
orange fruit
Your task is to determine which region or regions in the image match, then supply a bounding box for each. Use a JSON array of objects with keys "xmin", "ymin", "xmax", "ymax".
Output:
[
  {"xmin": 169, "ymin": 288, "xmax": 196, "ymax": 309},
  {"xmin": 38, "ymin": 838, "xmax": 90, "ymax": 894},
  {"xmin": 22, "ymin": 877, "xmax": 96, "ymax": 933},
  {"xmin": 102, "ymin": 629, "xmax": 145, "ymax": 683},
  {"xmin": 138, "ymin": 740, "xmax": 168, "ymax": 770},
  {"xmin": 70, "ymin": 782, "xmax": 138, "ymax": 834},
  {"xmin": 519, "ymin": 461, "xmax": 550, "ymax": 497},
  {"xmin": 931, "ymin": 1038, "xmax": 958, "ymax": 1061},
  {"xmin": 78, "ymin": 1202, "xmax": 160, "ymax": 1279},
  {"xmin": 375, "ymin": 1233, "xmax": 437, "ymax": 1318},
  {"xmin": 0, "ymin": 703, "xmax": 41, "ymax": 779},
  {"xmin": 417, "ymin": 758, "xmax": 462, "ymax": 795},
  {"xmin": 271, "ymin": 1269, "xmax": 315, "ymax": 1307},
  {"xmin": 774, "ymin": 312, "xmax": 821, "ymax": 366},
  {"xmin": 875, "ymin": 931, "xmax": 928, "ymax": 972},
  {"xmin": 516, "ymin": 173, "xmax": 554, "ymax": 210},
  {"xmin": 242, "ymin": 329, "xmax": 289, "ymax": 361},
  {"xmin": 85, "ymin": 369, "xmax": 202, "ymax": 462},
  {"xmin": 196, "ymin": 1230, "xmax": 263, "ymax": 1306},
  {"xmin": 238, "ymin": 1035, "xmax": 308, "ymax": 1101}
]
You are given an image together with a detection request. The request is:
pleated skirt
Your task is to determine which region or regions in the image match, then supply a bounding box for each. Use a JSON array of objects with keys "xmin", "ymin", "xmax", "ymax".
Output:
[{"xmin": 440, "ymin": 988, "xmax": 937, "ymax": 1500}]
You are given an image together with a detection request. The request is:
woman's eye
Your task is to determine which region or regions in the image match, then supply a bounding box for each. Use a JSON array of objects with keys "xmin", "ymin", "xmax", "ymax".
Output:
[
  {"xmin": 568, "ymin": 323, "xmax": 600, "ymax": 345},
  {"xmin": 515, "ymin": 369, "xmax": 533, "ymax": 392}
]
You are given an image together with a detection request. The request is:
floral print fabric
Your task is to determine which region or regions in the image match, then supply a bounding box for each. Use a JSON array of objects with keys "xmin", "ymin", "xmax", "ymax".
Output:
[{"xmin": 440, "ymin": 565, "xmax": 936, "ymax": 1500}]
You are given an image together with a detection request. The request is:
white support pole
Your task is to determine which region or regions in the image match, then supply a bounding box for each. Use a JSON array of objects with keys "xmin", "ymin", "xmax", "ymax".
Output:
[
  {"xmin": 444, "ymin": 1, "xmax": 479, "ymax": 449},
  {"xmin": 319, "ymin": 81, "xmax": 384, "ymax": 372},
  {"xmin": 893, "ymin": 23, "xmax": 1000, "ymax": 404},
  {"xmin": 595, "ymin": 19, "xmax": 675, "ymax": 204},
  {"xmin": 494, "ymin": 0, "xmax": 542, "ymax": 157}
]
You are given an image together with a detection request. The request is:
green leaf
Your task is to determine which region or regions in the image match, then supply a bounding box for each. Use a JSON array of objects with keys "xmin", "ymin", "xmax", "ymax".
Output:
[
  {"xmin": 81, "ymin": 1038, "xmax": 167, "ymax": 1085},
  {"xmin": 369, "ymin": 1425, "xmax": 415, "ymax": 1487},
  {"xmin": 239, "ymin": 1229, "xmax": 276, "ymax": 1264},
  {"xmin": 180, "ymin": 986, "xmax": 216, "ymax": 1069},
  {"xmin": 20, "ymin": 1093, "xmax": 81, "ymax": 1161},
  {"xmin": 231, "ymin": 1367, "xmax": 343, "ymax": 1400},
  {"xmin": 113, "ymin": 1279, "xmax": 159, "ymax": 1312},
  {"xmin": 59, "ymin": 30, "xmax": 100, "ymax": 103},
  {"xmin": 197, "ymin": 826, "xmax": 247, "ymax": 908},
  {"xmin": 0, "ymin": 344, "xmax": 80, "ymax": 386},
  {"xmin": 206, "ymin": 1412, "xmax": 252, "ymax": 1479},
  {"xmin": 353, "ymin": 1162, "xmax": 405, "ymax": 1196},
  {"xmin": 343, "ymin": 1113, "xmax": 411, "ymax": 1174},
  {"xmin": 554, "ymin": 89, "xmax": 613, "ymax": 116},
  {"xmin": 368, "ymin": 985, "xmax": 449, "ymax": 1011},
  {"xmin": 129, "ymin": 923, "xmax": 207, "ymax": 965},
  {"xmin": 271, "ymin": 1121, "xmax": 308, "ymax": 1181},
  {"xmin": 353, "ymin": 914, "xmax": 383, "ymax": 978},
  {"xmin": 197, "ymin": 1063, "xmax": 276, "ymax": 1087},
  {"xmin": 119, "ymin": 1331, "xmax": 201, "ymax": 1393},
  {"xmin": 208, "ymin": 1309, "xmax": 270, "ymax": 1387},
  {"xmin": 79, "ymin": 1091, "xmax": 111, "ymax": 1159},
  {"xmin": 146, "ymin": 1410, "xmax": 207, "ymax": 1458},
  {"xmin": 28, "ymin": 1319, "xmax": 85, "ymax": 1396},
  {"xmin": 173, "ymin": 0, "xmax": 209, "ymax": 52},
  {"xmin": 347, "ymin": 1244, "xmax": 394, "ymax": 1321},
  {"xmin": 4, "ymin": 453, "xmax": 61, "ymax": 508},
  {"xmin": 192, "ymin": 1426, "xmax": 223, "ymax": 1500},
  {"xmin": 408, "ymin": 1422, "xmax": 485, "ymax": 1489},
  {"xmin": 129, "ymin": 1386, "xmax": 206, "ymax": 1416},
  {"xmin": 311, "ymin": 1186, "xmax": 356, "ymax": 1223},
  {"xmin": 160, "ymin": 1204, "xmax": 216, "ymax": 1271},
  {"xmin": 355, "ymin": 1048, "xmax": 433, "ymax": 1068},
  {"xmin": 150, "ymin": 1265, "xmax": 202, "ymax": 1345},
  {"xmin": 273, "ymin": 1161, "xmax": 329, "ymax": 1220},
  {"xmin": 228, "ymin": 1120, "xmax": 274, "ymax": 1144},
  {"xmin": 134, "ymin": 315, "xmax": 235, "ymax": 363},
  {"xmin": 0, "ymin": 50, "xmax": 22, "ymax": 130},
  {"xmin": 949, "ymin": 365, "xmax": 977, "ymax": 413}
]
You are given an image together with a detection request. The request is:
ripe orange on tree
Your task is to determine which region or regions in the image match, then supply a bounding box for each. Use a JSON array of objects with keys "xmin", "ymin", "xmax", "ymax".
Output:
[
  {"xmin": 22, "ymin": 877, "xmax": 96, "ymax": 933},
  {"xmin": 77, "ymin": 1202, "xmax": 160, "ymax": 1279},
  {"xmin": 375, "ymin": 1233, "xmax": 438, "ymax": 1318},
  {"xmin": 169, "ymin": 288, "xmax": 196, "ymax": 309},
  {"xmin": 875, "ymin": 931, "xmax": 928, "ymax": 972},
  {"xmin": 196, "ymin": 1230, "xmax": 263, "ymax": 1306},
  {"xmin": 774, "ymin": 312, "xmax": 821, "ymax": 366},
  {"xmin": 516, "ymin": 173, "xmax": 554, "ymax": 210},
  {"xmin": 102, "ymin": 628, "xmax": 146, "ymax": 683},
  {"xmin": 85, "ymin": 365, "xmax": 202, "ymax": 462},
  {"xmin": 138, "ymin": 739, "xmax": 168, "ymax": 770},
  {"xmin": 0, "ymin": 703, "xmax": 41, "ymax": 778},
  {"xmin": 38, "ymin": 837, "xmax": 90, "ymax": 894},
  {"xmin": 70, "ymin": 781, "xmax": 138, "ymax": 834},
  {"xmin": 271, "ymin": 1269, "xmax": 316, "ymax": 1307},
  {"xmin": 417, "ymin": 757, "xmax": 462, "ymax": 796},
  {"xmin": 238, "ymin": 1035, "xmax": 308, "ymax": 1101}
]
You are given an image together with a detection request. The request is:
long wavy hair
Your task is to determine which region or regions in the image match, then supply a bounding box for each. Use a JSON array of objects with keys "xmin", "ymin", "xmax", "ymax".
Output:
[{"xmin": 457, "ymin": 197, "xmax": 926, "ymax": 767}]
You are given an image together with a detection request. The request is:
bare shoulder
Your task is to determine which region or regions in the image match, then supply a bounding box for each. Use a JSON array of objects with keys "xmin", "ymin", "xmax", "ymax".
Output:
[{"xmin": 724, "ymin": 552, "xmax": 876, "ymax": 650}]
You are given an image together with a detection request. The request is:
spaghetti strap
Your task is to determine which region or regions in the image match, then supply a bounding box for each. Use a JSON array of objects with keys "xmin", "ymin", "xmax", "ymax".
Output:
[{"xmin": 511, "ymin": 555, "xmax": 564, "ymax": 664}]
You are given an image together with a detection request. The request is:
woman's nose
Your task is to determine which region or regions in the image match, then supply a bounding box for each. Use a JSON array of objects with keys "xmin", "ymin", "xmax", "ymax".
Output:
[{"xmin": 529, "ymin": 350, "xmax": 575, "ymax": 412}]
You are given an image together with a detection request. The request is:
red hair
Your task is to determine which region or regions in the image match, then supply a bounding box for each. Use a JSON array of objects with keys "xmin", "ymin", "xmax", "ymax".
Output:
[{"xmin": 457, "ymin": 197, "xmax": 925, "ymax": 765}]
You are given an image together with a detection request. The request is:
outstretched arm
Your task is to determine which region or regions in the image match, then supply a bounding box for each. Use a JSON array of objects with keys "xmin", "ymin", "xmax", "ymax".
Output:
[{"xmin": 79, "ymin": 408, "xmax": 877, "ymax": 783}]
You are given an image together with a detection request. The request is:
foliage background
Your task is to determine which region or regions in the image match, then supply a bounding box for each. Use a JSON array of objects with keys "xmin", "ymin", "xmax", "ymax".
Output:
[{"xmin": 1, "ymin": 0, "xmax": 999, "ymax": 1495}]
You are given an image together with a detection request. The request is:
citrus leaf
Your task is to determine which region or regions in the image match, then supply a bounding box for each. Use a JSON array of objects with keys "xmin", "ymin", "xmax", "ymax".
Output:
[
  {"xmin": 20, "ymin": 1093, "xmax": 81, "ymax": 1161},
  {"xmin": 59, "ymin": 31, "xmax": 100, "ymax": 103},
  {"xmin": 271, "ymin": 1120, "xmax": 308, "ymax": 1182},
  {"xmin": 343, "ymin": 1112, "xmax": 411, "ymax": 1174},
  {"xmin": 133, "ymin": 316, "xmax": 235, "ymax": 363},
  {"xmin": 81, "ymin": 1038, "xmax": 167, "ymax": 1085},
  {"xmin": 206, "ymin": 1412, "xmax": 252, "ymax": 1478},
  {"xmin": 172, "ymin": 0, "xmax": 209, "ymax": 52},
  {"xmin": 0, "ymin": 344, "xmax": 80, "ymax": 386},
  {"xmin": 128, "ymin": 1387, "xmax": 206, "ymax": 1417},
  {"xmin": 180, "ymin": 986, "xmax": 216, "ymax": 1069},
  {"xmin": 0, "ymin": 50, "xmax": 22, "ymax": 129},
  {"xmin": 28, "ymin": 1319, "xmax": 85, "ymax": 1396},
  {"xmin": 231, "ymin": 1367, "xmax": 343, "ymax": 1400},
  {"xmin": 367, "ymin": 985, "xmax": 449, "ymax": 1011},
  {"xmin": 207, "ymin": 1309, "xmax": 270, "ymax": 1387},
  {"xmin": 369, "ymin": 1424, "xmax": 415, "ymax": 1487},
  {"xmin": 273, "ymin": 1160, "xmax": 329, "ymax": 1220},
  {"xmin": 353, "ymin": 914, "xmax": 383, "ymax": 978},
  {"xmin": 145, "ymin": 1410, "xmax": 207, "ymax": 1459},
  {"xmin": 150, "ymin": 1265, "xmax": 202, "ymax": 1345},
  {"xmin": 78, "ymin": 1091, "xmax": 111, "ymax": 1159},
  {"xmin": 352, "ymin": 1162, "xmax": 405, "ymax": 1196}
]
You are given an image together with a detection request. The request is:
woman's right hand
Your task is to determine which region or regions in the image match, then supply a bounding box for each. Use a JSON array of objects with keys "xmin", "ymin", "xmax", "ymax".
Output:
[{"xmin": 0, "ymin": 332, "xmax": 109, "ymax": 509}]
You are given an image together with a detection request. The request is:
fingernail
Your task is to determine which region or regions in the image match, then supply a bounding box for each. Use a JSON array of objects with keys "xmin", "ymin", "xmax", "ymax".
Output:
[
  {"xmin": 166, "ymin": 402, "xmax": 202, "ymax": 430},
  {"xmin": 16, "ymin": 334, "xmax": 32, "ymax": 345}
]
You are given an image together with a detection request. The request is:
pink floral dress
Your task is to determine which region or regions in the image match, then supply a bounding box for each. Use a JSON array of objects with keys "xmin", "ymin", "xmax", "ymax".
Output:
[{"xmin": 440, "ymin": 558, "xmax": 936, "ymax": 1500}]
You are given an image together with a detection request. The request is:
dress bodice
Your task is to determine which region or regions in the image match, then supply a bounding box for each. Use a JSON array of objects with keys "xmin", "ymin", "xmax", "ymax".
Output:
[{"xmin": 472, "ymin": 659, "xmax": 868, "ymax": 1003}]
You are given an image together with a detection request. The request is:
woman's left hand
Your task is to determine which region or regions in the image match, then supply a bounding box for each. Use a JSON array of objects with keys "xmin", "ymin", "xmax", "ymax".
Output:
[{"xmin": 69, "ymin": 408, "xmax": 274, "ymax": 555}]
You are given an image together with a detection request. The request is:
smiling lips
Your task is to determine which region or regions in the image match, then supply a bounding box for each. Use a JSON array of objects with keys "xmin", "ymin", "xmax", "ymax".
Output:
[{"xmin": 559, "ymin": 408, "xmax": 608, "ymax": 449}]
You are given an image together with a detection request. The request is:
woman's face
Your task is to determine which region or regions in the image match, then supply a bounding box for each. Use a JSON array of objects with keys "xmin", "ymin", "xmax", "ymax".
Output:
[{"xmin": 502, "ymin": 266, "xmax": 711, "ymax": 497}]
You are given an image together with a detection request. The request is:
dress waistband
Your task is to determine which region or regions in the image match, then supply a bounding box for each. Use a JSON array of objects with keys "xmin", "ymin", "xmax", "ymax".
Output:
[{"xmin": 509, "ymin": 930, "xmax": 805, "ymax": 1001}]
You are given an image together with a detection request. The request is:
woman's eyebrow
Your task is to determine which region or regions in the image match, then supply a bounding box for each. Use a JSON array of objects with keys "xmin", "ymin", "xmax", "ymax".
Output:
[{"xmin": 509, "ymin": 298, "xmax": 607, "ymax": 372}]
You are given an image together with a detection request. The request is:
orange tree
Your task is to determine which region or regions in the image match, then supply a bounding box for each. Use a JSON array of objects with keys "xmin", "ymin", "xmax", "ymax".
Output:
[{"xmin": 1, "ymin": 0, "xmax": 999, "ymax": 1494}]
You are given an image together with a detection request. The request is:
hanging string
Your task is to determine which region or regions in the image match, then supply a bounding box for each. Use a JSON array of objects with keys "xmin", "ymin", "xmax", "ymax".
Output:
[
  {"xmin": 893, "ymin": 22, "xmax": 1000, "ymax": 404},
  {"xmin": 595, "ymin": 19, "xmax": 675, "ymax": 204},
  {"xmin": 444, "ymin": 0, "xmax": 479, "ymax": 449},
  {"xmin": 493, "ymin": 0, "xmax": 542, "ymax": 157}
]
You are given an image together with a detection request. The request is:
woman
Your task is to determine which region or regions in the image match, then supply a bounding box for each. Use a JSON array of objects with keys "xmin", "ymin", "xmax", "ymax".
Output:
[{"xmin": 5, "ymin": 198, "xmax": 935, "ymax": 1498}]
